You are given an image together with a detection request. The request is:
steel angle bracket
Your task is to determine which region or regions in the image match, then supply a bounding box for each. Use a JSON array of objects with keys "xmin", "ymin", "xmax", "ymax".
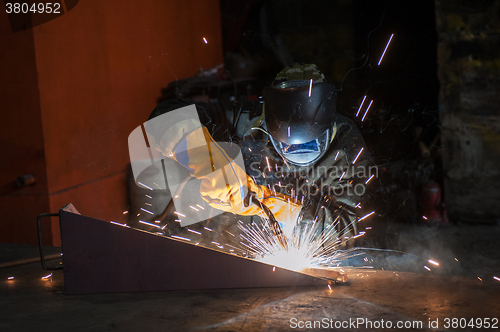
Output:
[{"xmin": 57, "ymin": 204, "xmax": 328, "ymax": 294}]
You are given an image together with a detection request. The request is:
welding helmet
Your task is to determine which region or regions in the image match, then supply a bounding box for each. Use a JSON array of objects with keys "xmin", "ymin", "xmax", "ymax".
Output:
[{"xmin": 263, "ymin": 63, "xmax": 337, "ymax": 166}]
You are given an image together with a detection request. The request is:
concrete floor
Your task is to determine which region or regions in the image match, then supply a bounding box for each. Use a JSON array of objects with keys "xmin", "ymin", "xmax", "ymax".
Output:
[{"xmin": 1, "ymin": 222, "xmax": 499, "ymax": 331}]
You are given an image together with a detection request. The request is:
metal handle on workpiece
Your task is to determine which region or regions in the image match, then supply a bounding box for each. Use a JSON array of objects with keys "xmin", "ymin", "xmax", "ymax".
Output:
[{"xmin": 37, "ymin": 212, "xmax": 63, "ymax": 271}]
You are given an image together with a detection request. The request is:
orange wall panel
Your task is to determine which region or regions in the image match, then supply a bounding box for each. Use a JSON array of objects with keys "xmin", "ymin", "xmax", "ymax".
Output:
[
  {"xmin": 1, "ymin": 0, "xmax": 223, "ymax": 244},
  {"xmin": 0, "ymin": 13, "xmax": 51, "ymax": 244},
  {"xmin": 34, "ymin": 0, "xmax": 223, "ymax": 192}
]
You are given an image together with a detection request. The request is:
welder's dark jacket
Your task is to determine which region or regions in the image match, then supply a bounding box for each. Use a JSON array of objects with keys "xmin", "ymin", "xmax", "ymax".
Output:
[
  {"xmin": 239, "ymin": 110, "xmax": 372, "ymax": 235},
  {"xmin": 148, "ymin": 98, "xmax": 372, "ymax": 235}
]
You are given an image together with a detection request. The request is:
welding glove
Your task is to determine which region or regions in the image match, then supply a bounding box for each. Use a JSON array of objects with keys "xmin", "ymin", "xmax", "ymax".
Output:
[{"xmin": 157, "ymin": 125, "xmax": 301, "ymax": 224}]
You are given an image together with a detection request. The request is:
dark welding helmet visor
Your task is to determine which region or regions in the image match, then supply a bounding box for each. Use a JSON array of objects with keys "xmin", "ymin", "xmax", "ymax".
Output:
[{"xmin": 263, "ymin": 81, "xmax": 337, "ymax": 166}]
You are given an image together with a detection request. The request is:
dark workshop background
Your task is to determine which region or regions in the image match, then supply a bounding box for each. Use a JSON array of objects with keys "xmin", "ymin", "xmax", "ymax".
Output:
[{"xmin": 1, "ymin": 0, "xmax": 500, "ymax": 246}]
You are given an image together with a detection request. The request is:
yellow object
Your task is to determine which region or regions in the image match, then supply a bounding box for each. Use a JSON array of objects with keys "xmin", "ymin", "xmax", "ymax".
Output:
[{"xmin": 171, "ymin": 126, "xmax": 301, "ymax": 224}]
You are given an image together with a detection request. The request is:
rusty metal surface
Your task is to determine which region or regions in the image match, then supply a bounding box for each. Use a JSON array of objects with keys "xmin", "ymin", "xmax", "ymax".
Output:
[{"xmin": 59, "ymin": 208, "xmax": 328, "ymax": 295}]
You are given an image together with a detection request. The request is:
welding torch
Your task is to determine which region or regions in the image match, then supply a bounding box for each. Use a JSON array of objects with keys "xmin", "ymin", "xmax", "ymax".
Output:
[{"xmin": 244, "ymin": 190, "xmax": 289, "ymax": 251}]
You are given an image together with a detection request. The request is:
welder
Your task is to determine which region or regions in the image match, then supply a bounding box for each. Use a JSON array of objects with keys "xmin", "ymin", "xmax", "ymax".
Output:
[
  {"xmin": 240, "ymin": 63, "xmax": 371, "ymax": 241},
  {"xmin": 144, "ymin": 63, "xmax": 371, "ymax": 246}
]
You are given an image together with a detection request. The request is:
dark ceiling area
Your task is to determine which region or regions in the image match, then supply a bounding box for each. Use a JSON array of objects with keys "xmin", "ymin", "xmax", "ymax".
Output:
[{"xmin": 220, "ymin": 0, "xmax": 439, "ymax": 164}]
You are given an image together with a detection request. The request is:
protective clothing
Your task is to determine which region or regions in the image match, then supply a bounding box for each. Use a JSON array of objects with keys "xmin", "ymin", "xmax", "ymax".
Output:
[{"xmin": 148, "ymin": 111, "xmax": 301, "ymax": 229}]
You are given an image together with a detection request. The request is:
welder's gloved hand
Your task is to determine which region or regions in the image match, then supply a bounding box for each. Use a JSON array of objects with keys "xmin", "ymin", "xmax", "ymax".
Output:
[
  {"xmin": 163, "ymin": 126, "xmax": 301, "ymax": 224},
  {"xmin": 261, "ymin": 191, "xmax": 302, "ymax": 227}
]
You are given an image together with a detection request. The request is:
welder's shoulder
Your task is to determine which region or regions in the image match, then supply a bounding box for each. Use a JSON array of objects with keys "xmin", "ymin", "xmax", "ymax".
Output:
[
  {"xmin": 335, "ymin": 114, "xmax": 370, "ymax": 158},
  {"xmin": 335, "ymin": 114, "xmax": 357, "ymax": 129},
  {"xmin": 335, "ymin": 115, "xmax": 363, "ymax": 140}
]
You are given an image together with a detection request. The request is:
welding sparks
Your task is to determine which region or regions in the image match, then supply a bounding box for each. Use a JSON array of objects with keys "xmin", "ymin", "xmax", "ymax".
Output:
[
  {"xmin": 140, "ymin": 208, "xmax": 154, "ymax": 215},
  {"xmin": 335, "ymin": 151, "xmax": 339, "ymax": 160},
  {"xmin": 189, "ymin": 205, "xmax": 199, "ymax": 211},
  {"xmin": 428, "ymin": 259, "xmax": 439, "ymax": 266},
  {"xmin": 266, "ymin": 156, "xmax": 271, "ymax": 172},
  {"xmin": 172, "ymin": 235, "xmax": 191, "ymax": 242},
  {"xmin": 327, "ymin": 284, "xmax": 332, "ymax": 290},
  {"xmin": 494, "ymin": 276, "xmax": 500, "ymax": 282},
  {"xmin": 241, "ymin": 210, "xmax": 368, "ymax": 272},
  {"xmin": 196, "ymin": 204, "xmax": 205, "ymax": 210},
  {"xmin": 308, "ymin": 79, "xmax": 313, "ymax": 97},
  {"xmin": 273, "ymin": 266, "xmax": 276, "ymax": 272},
  {"xmin": 110, "ymin": 221, "xmax": 130, "ymax": 228},
  {"xmin": 122, "ymin": 211, "xmax": 128, "ymax": 214},
  {"xmin": 377, "ymin": 33, "xmax": 394, "ymax": 66},
  {"xmin": 187, "ymin": 229, "xmax": 201, "ymax": 235},
  {"xmin": 203, "ymin": 37, "xmax": 208, "ymax": 44},
  {"xmin": 174, "ymin": 211, "xmax": 186, "ymax": 218},
  {"xmin": 361, "ymin": 100, "xmax": 373, "ymax": 122},
  {"xmin": 204, "ymin": 227, "xmax": 213, "ymax": 232},
  {"xmin": 139, "ymin": 220, "xmax": 161, "ymax": 228},
  {"xmin": 356, "ymin": 95, "xmax": 367, "ymax": 117},
  {"xmin": 478, "ymin": 277, "xmax": 483, "ymax": 282},
  {"xmin": 7, "ymin": 276, "xmax": 14, "ymax": 280},
  {"xmin": 358, "ymin": 211, "xmax": 375, "ymax": 221},
  {"xmin": 365, "ymin": 174, "xmax": 374, "ymax": 184},
  {"xmin": 339, "ymin": 171, "xmax": 346, "ymax": 181},
  {"xmin": 138, "ymin": 182, "xmax": 153, "ymax": 190},
  {"xmin": 352, "ymin": 232, "xmax": 366, "ymax": 239},
  {"xmin": 352, "ymin": 147, "xmax": 364, "ymax": 164},
  {"xmin": 424, "ymin": 266, "xmax": 431, "ymax": 271},
  {"xmin": 41, "ymin": 273, "xmax": 52, "ymax": 280},
  {"xmin": 145, "ymin": 195, "xmax": 152, "ymax": 199},
  {"xmin": 422, "ymin": 216, "xmax": 428, "ymax": 220}
]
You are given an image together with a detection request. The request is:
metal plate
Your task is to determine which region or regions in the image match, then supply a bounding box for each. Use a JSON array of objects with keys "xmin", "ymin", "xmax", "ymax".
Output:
[{"xmin": 59, "ymin": 205, "xmax": 327, "ymax": 294}]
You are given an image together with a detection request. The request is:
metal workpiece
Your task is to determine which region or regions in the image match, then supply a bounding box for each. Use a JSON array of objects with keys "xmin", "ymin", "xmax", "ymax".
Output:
[{"xmin": 57, "ymin": 204, "xmax": 331, "ymax": 294}]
